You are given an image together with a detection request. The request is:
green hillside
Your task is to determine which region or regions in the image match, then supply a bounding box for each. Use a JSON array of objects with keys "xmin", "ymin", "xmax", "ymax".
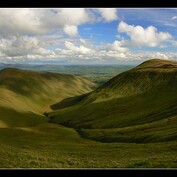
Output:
[
  {"xmin": 1, "ymin": 122, "xmax": 177, "ymax": 168},
  {"xmin": 49, "ymin": 59, "xmax": 177, "ymax": 143},
  {"xmin": 0, "ymin": 68, "xmax": 96, "ymax": 128},
  {"xmin": 1, "ymin": 60, "xmax": 177, "ymax": 168}
]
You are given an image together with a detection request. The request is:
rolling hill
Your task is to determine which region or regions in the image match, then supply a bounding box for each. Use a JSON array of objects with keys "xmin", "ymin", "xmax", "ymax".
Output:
[
  {"xmin": 0, "ymin": 68, "xmax": 96, "ymax": 128},
  {"xmin": 1, "ymin": 59, "xmax": 177, "ymax": 168},
  {"xmin": 49, "ymin": 59, "xmax": 177, "ymax": 143}
]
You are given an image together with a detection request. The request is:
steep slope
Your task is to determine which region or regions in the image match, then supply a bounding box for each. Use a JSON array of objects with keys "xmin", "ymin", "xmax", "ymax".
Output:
[
  {"xmin": 82, "ymin": 59, "xmax": 177, "ymax": 102},
  {"xmin": 0, "ymin": 68, "xmax": 96, "ymax": 127},
  {"xmin": 49, "ymin": 59, "xmax": 177, "ymax": 143}
]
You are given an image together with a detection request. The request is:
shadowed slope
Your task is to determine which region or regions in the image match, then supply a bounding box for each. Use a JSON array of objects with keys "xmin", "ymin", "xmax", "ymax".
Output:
[{"xmin": 0, "ymin": 68, "xmax": 96, "ymax": 127}]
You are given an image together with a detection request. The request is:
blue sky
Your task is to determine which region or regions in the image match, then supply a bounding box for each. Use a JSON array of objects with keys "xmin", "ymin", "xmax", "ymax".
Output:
[{"xmin": 0, "ymin": 8, "xmax": 177, "ymax": 65}]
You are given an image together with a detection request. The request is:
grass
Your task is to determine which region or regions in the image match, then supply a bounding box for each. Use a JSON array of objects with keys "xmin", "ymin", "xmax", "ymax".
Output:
[
  {"xmin": 0, "ymin": 68, "xmax": 96, "ymax": 112},
  {"xmin": 0, "ymin": 123, "xmax": 177, "ymax": 168},
  {"xmin": 0, "ymin": 107, "xmax": 47, "ymax": 128},
  {"xmin": 49, "ymin": 59, "xmax": 177, "ymax": 144},
  {"xmin": 78, "ymin": 115, "xmax": 177, "ymax": 143},
  {"xmin": 0, "ymin": 68, "xmax": 96, "ymax": 128},
  {"xmin": 1, "ymin": 59, "xmax": 177, "ymax": 168}
]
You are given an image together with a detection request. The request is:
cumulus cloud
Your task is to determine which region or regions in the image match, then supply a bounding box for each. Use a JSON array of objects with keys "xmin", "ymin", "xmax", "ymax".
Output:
[
  {"xmin": 146, "ymin": 52, "xmax": 169, "ymax": 59},
  {"xmin": 0, "ymin": 36, "xmax": 176, "ymax": 64},
  {"xmin": 96, "ymin": 8, "xmax": 118, "ymax": 21},
  {"xmin": 118, "ymin": 21, "xmax": 172, "ymax": 47},
  {"xmin": 109, "ymin": 40, "xmax": 129, "ymax": 52},
  {"xmin": 0, "ymin": 9, "xmax": 47, "ymax": 36},
  {"xmin": 171, "ymin": 16, "xmax": 177, "ymax": 20},
  {"xmin": 96, "ymin": 50, "xmax": 127, "ymax": 59},
  {"xmin": 0, "ymin": 8, "xmax": 94, "ymax": 37},
  {"xmin": 0, "ymin": 36, "xmax": 51, "ymax": 57},
  {"xmin": 172, "ymin": 41, "xmax": 177, "ymax": 46},
  {"xmin": 65, "ymin": 41, "xmax": 94, "ymax": 55},
  {"xmin": 0, "ymin": 35, "xmax": 173, "ymax": 64},
  {"xmin": 58, "ymin": 8, "xmax": 93, "ymax": 25},
  {"xmin": 63, "ymin": 40, "xmax": 133, "ymax": 61},
  {"xmin": 0, "ymin": 8, "xmax": 176, "ymax": 65},
  {"xmin": 63, "ymin": 25, "xmax": 78, "ymax": 37},
  {"xmin": 0, "ymin": 8, "xmax": 118, "ymax": 37}
]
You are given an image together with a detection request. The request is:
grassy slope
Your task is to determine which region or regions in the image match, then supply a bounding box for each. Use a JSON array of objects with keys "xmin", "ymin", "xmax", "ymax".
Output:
[
  {"xmin": 0, "ymin": 68, "xmax": 96, "ymax": 127},
  {"xmin": 1, "ymin": 122, "xmax": 177, "ymax": 168},
  {"xmin": 1, "ymin": 60, "xmax": 177, "ymax": 168},
  {"xmin": 49, "ymin": 59, "xmax": 177, "ymax": 143}
]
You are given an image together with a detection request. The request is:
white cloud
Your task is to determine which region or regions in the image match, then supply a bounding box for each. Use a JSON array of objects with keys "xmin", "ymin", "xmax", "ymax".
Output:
[
  {"xmin": 97, "ymin": 50, "xmax": 127, "ymax": 59},
  {"xmin": 63, "ymin": 25, "xmax": 78, "ymax": 37},
  {"xmin": 147, "ymin": 52, "xmax": 169, "ymax": 59},
  {"xmin": 0, "ymin": 36, "xmax": 51, "ymax": 57},
  {"xmin": 0, "ymin": 9, "xmax": 47, "ymax": 36},
  {"xmin": 0, "ymin": 8, "xmax": 176, "ymax": 65},
  {"xmin": 58, "ymin": 8, "xmax": 93, "ymax": 25},
  {"xmin": 96, "ymin": 8, "xmax": 118, "ymax": 22},
  {"xmin": 80, "ymin": 38, "xmax": 86, "ymax": 44},
  {"xmin": 62, "ymin": 40, "xmax": 133, "ymax": 61},
  {"xmin": 0, "ymin": 37, "xmax": 177, "ymax": 64},
  {"xmin": 172, "ymin": 41, "xmax": 177, "ymax": 46},
  {"xmin": 0, "ymin": 8, "xmax": 94, "ymax": 37},
  {"xmin": 64, "ymin": 39, "xmax": 130, "ymax": 60},
  {"xmin": 118, "ymin": 21, "xmax": 172, "ymax": 47},
  {"xmin": 0, "ymin": 8, "xmax": 118, "ymax": 38},
  {"xmin": 65, "ymin": 41, "xmax": 94, "ymax": 55},
  {"xmin": 0, "ymin": 36, "xmax": 172, "ymax": 64},
  {"xmin": 110, "ymin": 40, "xmax": 129, "ymax": 53},
  {"xmin": 171, "ymin": 16, "xmax": 177, "ymax": 20}
]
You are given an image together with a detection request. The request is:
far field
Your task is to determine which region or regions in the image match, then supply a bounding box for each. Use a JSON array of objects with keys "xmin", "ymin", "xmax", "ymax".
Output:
[{"xmin": 0, "ymin": 64, "xmax": 133, "ymax": 86}]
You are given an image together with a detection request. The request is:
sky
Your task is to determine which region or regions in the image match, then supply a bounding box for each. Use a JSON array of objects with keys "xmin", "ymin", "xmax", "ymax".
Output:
[{"xmin": 1, "ymin": 8, "xmax": 177, "ymax": 65}]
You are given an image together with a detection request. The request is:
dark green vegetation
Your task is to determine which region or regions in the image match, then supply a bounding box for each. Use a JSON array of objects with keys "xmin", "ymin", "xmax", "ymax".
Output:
[
  {"xmin": 1, "ymin": 123, "xmax": 177, "ymax": 168},
  {"xmin": 1, "ymin": 59, "xmax": 177, "ymax": 168},
  {"xmin": 49, "ymin": 59, "xmax": 177, "ymax": 144}
]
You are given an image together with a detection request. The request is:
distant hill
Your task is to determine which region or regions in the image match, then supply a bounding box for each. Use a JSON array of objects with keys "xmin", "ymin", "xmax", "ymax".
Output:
[
  {"xmin": 49, "ymin": 59, "xmax": 177, "ymax": 143},
  {"xmin": 0, "ymin": 63, "xmax": 133, "ymax": 86},
  {"xmin": 0, "ymin": 68, "xmax": 96, "ymax": 128}
]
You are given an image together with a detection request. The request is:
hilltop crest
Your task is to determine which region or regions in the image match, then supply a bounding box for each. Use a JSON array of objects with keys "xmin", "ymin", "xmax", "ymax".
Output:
[{"xmin": 136, "ymin": 59, "xmax": 177, "ymax": 69}]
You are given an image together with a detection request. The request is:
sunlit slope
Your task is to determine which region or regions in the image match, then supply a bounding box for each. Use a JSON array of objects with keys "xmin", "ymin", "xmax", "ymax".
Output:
[
  {"xmin": 0, "ymin": 68, "xmax": 96, "ymax": 127},
  {"xmin": 84, "ymin": 58, "xmax": 177, "ymax": 101},
  {"xmin": 49, "ymin": 59, "xmax": 177, "ymax": 143}
]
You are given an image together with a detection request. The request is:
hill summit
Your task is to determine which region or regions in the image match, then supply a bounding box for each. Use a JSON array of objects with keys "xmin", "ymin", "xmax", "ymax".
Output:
[
  {"xmin": 136, "ymin": 59, "xmax": 177, "ymax": 69},
  {"xmin": 86, "ymin": 58, "xmax": 177, "ymax": 102}
]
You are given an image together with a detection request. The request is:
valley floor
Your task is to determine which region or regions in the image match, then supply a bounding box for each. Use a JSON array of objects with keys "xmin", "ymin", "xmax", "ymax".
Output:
[{"xmin": 0, "ymin": 122, "xmax": 177, "ymax": 168}]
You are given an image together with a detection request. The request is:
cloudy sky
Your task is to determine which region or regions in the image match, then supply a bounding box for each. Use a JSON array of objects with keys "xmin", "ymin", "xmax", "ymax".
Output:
[{"xmin": 0, "ymin": 8, "xmax": 177, "ymax": 65}]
